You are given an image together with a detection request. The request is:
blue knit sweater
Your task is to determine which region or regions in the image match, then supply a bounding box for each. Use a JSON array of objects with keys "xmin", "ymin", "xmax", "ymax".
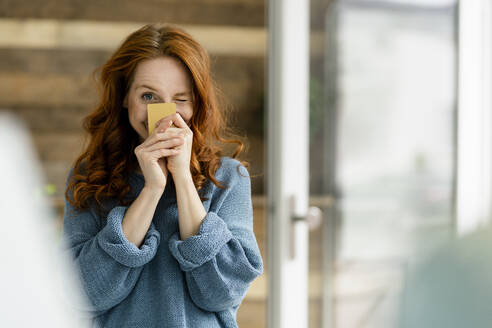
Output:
[{"xmin": 62, "ymin": 157, "xmax": 263, "ymax": 328}]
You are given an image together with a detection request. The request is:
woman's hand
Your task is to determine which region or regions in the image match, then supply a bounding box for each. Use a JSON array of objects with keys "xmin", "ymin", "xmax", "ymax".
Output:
[
  {"xmin": 165, "ymin": 113, "xmax": 193, "ymax": 179},
  {"xmin": 134, "ymin": 119, "xmax": 185, "ymax": 192}
]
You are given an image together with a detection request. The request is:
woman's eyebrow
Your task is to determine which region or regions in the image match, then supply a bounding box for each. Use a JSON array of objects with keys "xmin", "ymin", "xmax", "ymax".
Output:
[
  {"xmin": 136, "ymin": 85, "xmax": 190, "ymax": 97},
  {"xmin": 174, "ymin": 92, "xmax": 192, "ymax": 97},
  {"xmin": 136, "ymin": 84, "xmax": 159, "ymax": 92}
]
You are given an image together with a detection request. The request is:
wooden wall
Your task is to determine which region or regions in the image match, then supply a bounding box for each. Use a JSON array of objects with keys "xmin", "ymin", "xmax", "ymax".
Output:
[{"xmin": 0, "ymin": 1, "xmax": 267, "ymax": 327}]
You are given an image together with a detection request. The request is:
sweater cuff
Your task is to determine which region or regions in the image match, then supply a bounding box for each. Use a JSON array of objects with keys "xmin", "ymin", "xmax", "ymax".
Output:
[
  {"xmin": 98, "ymin": 206, "xmax": 161, "ymax": 268},
  {"xmin": 168, "ymin": 212, "xmax": 233, "ymax": 272}
]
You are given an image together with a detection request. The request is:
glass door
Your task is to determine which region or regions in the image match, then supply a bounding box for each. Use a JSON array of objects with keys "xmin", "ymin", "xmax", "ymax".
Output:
[{"xmin": 308, "ymin": 1, "xmax": 458, "ymax": 327}]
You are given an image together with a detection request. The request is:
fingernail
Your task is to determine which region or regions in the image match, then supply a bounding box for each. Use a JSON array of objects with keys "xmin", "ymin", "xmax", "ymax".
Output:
[{"xmin": 169, "ymin": 120, "xmax": 173, "ymax": 126}]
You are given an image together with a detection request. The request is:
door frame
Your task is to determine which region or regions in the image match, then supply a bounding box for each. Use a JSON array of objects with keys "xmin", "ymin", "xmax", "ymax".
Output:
[{"xmin": 267, "ymin": 0, "xmax": 311, "ymax": 327}]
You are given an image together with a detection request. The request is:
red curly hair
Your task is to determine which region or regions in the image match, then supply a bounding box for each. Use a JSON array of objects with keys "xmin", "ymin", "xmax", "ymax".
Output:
[{"xmin": 65, "ymin": 23, "xmax": 246, "ymax": 216}]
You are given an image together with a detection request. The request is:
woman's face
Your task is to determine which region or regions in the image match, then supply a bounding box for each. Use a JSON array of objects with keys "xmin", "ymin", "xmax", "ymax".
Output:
[{"xmin": 124, "ymin": 56, "xmax": 194, "ymax": 142}]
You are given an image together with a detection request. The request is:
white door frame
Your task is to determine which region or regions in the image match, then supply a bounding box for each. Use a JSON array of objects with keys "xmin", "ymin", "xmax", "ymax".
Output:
[
  {"xmin": 267, "ymin": 0, "xmax": 310, "ymax": 327},
  {"xmin": 456, "ymin": 0, "xmax": 492, "ymax": 235}
]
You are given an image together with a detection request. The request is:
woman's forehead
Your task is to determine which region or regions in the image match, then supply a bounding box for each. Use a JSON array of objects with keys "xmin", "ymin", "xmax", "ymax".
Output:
[{"xmin": 132, "ymin": 57, "xmax": 192, "ymax": 92}]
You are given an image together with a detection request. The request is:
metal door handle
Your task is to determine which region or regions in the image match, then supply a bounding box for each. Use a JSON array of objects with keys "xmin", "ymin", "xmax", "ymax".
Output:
[
  {"xmin": 289, "ymin": 195, "xmax": 323, "ymax": 259},
  {"xmin": 292, "ymin": 206, "xmax": 323, "ymax": 230}
]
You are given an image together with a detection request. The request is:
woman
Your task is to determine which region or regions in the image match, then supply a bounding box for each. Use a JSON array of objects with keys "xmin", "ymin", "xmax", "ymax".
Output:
[{"xmin": 62, "ymin": 23, "xmax": 263, "ymax": 328}]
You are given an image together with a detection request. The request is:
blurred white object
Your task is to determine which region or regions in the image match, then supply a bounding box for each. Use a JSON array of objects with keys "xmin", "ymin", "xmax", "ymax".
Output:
[
  {"xmin": 0, "ymin": 111, "xmax": 90, "ymax": 327},
  {"xmin": 457, "ymin": 0, "xmax": 492, "ymax": 234}
]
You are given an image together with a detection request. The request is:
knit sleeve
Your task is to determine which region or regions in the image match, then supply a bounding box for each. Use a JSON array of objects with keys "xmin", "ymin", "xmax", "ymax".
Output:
[
  {"xmin": 62, "ymin": 171, "xmax": 160, "ymax": 315},
  {"xmin": 168, "ymin": 161, "xmax": 263, "ymax": 312}
]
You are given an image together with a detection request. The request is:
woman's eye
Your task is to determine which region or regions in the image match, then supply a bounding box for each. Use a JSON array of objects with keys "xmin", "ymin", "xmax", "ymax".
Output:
[
  {"xmin": 176, "ymin": 99, "xmax": 188, "ymax": 103},
  {"xmin": 141, "ymin": 93, "xmax": 154, "ymax": 102}
]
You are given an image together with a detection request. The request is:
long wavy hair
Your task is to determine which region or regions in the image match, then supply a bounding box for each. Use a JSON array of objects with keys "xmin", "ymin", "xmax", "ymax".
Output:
[{"xmin": 65, "ymin": 23, "xmax": 247, "ymax": 216}]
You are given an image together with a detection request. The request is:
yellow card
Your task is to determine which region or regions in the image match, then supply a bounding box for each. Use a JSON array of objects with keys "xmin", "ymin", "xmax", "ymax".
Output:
[{"xmin": 147, "ymin": 102, "xmax": 176, "ymax": 134}]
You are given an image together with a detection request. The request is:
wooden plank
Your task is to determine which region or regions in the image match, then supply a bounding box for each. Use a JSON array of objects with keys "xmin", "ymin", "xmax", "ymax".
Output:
[
  {"xmin": 0, "ymin": 54, "xmax": 264, "ymax": 111},
  {"xmin": 0, "ymin": 49, "xmax": 264, "ymax": 110},
  {"xmin": 237, "ymin": 300, "xmax": 267, "ymax": 328},
  {"xmin": 10, "ymin": 106, "xmax": 90, "ymax": 133},
  {"xmin": 210, "ymin": 55, "xmax": 265, "ymax": 122},
  {"xmin": 40, "ymin": 160, "xmax": 75, "ymax": 195},
  {"xmin": 33, "ymin": 132, "xmax": 86, "ymax": 162},
  {"xmin": 0, "ymin": 0, "xmax": 265, "ymax": 27},
  {"xmin": 0, "ymin": 48, "xmax": 110, "ymax": 75},
  {"xmin": 0, "ymin": 73, "xmax": 96, "ymax": 108},
  {"xmin": 245, "ymin": 136, "xmax": 265, "ymax": 194},
  {"xmin": 0, "ymin": 18, "xmax": 266, "ymax": 56}
]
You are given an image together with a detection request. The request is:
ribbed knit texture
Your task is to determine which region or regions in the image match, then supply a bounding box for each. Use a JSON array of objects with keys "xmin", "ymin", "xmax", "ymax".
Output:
[{"xmin": 62, "ymin": 157, "xmax": 263, "ymax": 328}]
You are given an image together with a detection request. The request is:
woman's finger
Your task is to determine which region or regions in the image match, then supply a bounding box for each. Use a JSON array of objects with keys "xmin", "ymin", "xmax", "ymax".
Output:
[
  {"xmin": 168, "ymin": 112, "xmax": 189, "ymax": 131},
  {"xmin": 145, "ymin": 137, "xmax": 184, "ymax": 152},
  {"xmin": 140, "ymin": 119, "xmax": 172, "ymax": 148},
  {"xmin": 154, "ymin": 117, "xmax": 173, "ymax": 132},
  {"xmin": 146, "ymin": 147, "xmax": 180, "ymax": 159},
  {"xmin": 141, "ymin": 126, "xmax": 182, "ymax": 148}
]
